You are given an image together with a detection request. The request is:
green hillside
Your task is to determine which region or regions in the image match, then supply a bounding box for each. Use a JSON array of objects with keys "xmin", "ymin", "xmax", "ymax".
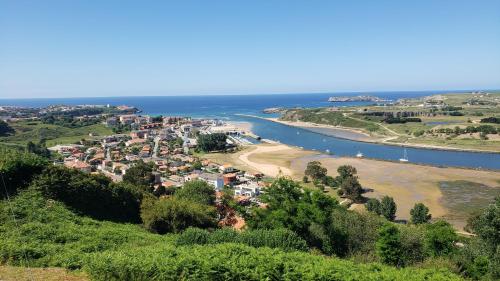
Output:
[{"xmin": 1, "ymin": 148, "xmax": 498, "ymax": 280}]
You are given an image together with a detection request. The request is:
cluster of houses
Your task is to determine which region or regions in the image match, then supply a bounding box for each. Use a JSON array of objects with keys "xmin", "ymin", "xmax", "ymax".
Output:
[{"xmin": 50, "ymin": 113, "xmax": 266, "ymax": 209}]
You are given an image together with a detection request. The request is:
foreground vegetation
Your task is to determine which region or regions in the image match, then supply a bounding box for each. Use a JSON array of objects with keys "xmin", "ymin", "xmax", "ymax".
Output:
[{"xmin": 1, "ymin": 147, "xmax": 498, "ymax": 280}]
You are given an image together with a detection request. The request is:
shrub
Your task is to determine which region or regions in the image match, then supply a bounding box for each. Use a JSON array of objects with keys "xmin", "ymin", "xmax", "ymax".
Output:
[
  {"xmin": 0, "ymin": 148, "xmax": 47, "ymax": 198},
  {"xmin": 424, "ymin": 220, "xmax": 457, "ymax": 257},
  {"xmin": 31, "ymin": 165, "xmax": 143, "ymax": 223},
  {"xmin": 238, "ymin": 228, "xmax": 308, "ymax": 252},
  {"xmin": 176, "ymin": 227, "xmax": 209, "ymax": 246},
  {"xmin": 175, "ymin": 179, "xmax": 216, "ymax": 206},
  {"xmin": 140, "ymin": 197, "xmax": 217, "ymax": 234},
  {"xmin": 208, "ymin": 228, "xmax": 240, "ymax": 244},
  {"xmin": 176, "ymin": 228, "xmax": 308, "ymax": 252},
  {"xmin": 197, "ymin": 133, "xmax": 227, "ymax": 152},
  {"xmin": 376, "ymin": 224, "xmax": 402, "ymax": 266},
  {"xmin": 366, "ymin": 198, "xmax": 381, "ymax": 215}
]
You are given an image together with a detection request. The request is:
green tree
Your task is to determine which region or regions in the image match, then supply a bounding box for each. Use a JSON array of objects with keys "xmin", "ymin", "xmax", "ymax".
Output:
[
  {"xmin": 376, "ymin": 224, "xmax": 403, "ymax": 266},
  {"xmin": 380, "ymin": 196, "xmax": 397, "ymax": 221},
  {"xmin": 32, "ymin": 165, "xmax": 144, "ymax": 223},
  {"xmin": 424, "ymin": 220, "xmax": 457, "ymax": 257},
  {"xmin": 197, "ymin": 133, "xmax": 227, "ymax": 152},
  {"xmin": 247, "ymin": 177, "xmax": 338, "ymax": 254},
  {"xmin": 140, "ymin": 197, "xmax": 217, "ymax": 234},
  {"xmin": 175, "ymin": 179, "xmax": 216, "ymax": 206},
  {"xmin": 340, "ymin": 176, "xmax": 363, "ymax": 202},
  {"xmin": 26, "ymin": 139, "xmax": 51, "ymax": 158},
  {"xmin": 410, "ymin": 203, "xmax": 432, "ymax": 224},
  {"xmin": 0, "ymin": 148, "xmax": 47, "ymax": 198},
  {"xmin": 0, "ymin": 120, "xmax": 14, "ymax": 136},
  {"xmin": 337, "ymin": 165, "xmax": 357, "ymax": 180},
  {"xmin": 122, "ymin": 160, "xmax": 156, "ymax": 191},
  {"xmin": 366, "ymin": 198, "xmax": 381, "ymax": 215},
  {"xmin": 467, "ymin": 197, "xmax": 500, "ymax": 250},
  {"xmin": 304, "ymin": 161, "xmax": 327, "ymax": 181},
  {"xmin": 461, "ymin": 197, "xmax": 500, "ymax": 279}
]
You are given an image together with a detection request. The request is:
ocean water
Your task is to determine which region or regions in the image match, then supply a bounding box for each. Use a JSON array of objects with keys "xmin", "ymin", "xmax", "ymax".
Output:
[{"xmin": 1, "ymin": 91, "xmax": 499, "ymax": 170}]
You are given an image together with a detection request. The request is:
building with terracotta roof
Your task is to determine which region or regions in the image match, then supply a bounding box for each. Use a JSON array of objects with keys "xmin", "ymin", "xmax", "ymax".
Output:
[{"xmin": 64, "ymin": 159, "xmax": 91, "ymax": 173}]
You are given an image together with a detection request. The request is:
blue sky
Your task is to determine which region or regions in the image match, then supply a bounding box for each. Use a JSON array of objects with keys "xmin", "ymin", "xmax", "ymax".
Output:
[{"xmin": 1, "ymin": 0, "xmax": 499, "ymax": 98}]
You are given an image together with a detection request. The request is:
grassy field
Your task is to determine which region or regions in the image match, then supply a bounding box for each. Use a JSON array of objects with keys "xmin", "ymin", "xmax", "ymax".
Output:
[{"xmin": 0, "ymin": 120, "xmax": 113, "ymax": 147}]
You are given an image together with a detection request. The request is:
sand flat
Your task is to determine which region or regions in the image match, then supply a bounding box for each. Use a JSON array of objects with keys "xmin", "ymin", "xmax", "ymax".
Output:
[{"xmin": 291, "ymin": 155, "xmax": 500, "ymax": 228}]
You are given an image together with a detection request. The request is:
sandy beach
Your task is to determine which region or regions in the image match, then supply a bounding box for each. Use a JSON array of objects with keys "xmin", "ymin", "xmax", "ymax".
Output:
[{"xmin": 205, "ymin": 142, "xmax": 500, "ymax": 230}]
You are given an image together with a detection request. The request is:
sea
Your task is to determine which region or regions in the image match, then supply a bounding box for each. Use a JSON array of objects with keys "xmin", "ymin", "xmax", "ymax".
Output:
[{"xmin": 1, "ymin": 91, "xmax": 499, "ymax": 170}]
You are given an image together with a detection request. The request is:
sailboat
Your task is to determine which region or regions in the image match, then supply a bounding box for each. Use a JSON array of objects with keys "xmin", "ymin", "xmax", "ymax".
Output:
[
  {"xmin": 356, "ymin": 151, "xmax": 363, "ymax": 158},
  {"xmin": 399, "ymin": 148, "xmax": 409, "ymax": 162}
]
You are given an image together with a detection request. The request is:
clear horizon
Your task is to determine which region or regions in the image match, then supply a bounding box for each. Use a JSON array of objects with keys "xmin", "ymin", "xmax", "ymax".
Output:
[
  {"xmin": 1, "ymin": 0, "xmax": 499, "ymax": 99},
  {"xmin": 1, "ymin": 89, "xmax": 499, "ymax": 101}
]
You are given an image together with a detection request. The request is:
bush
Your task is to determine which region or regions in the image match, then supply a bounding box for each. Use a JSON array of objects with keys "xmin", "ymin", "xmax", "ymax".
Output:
[
  {"xmin": 0, "ymin": 148, "xmax": 47, "ymax": 198},
  {"xmin": 376, "ymin": 224, "xmax": 402, "ymax": 266},
  {"xmin": 176, "ymin": 228, "xmax": 308, "ymax": 252},
  {"xmin": 238, "ymin": 228, "xmax": 308, "ymax": 252},
  {"xmin": 175, "ymin": 179, "xmax": 216, "ymax": 206},
  {"xmin": 208, "ymin": 227, "xmax": 240, "ymax": 244},
  {"xmin": 140, "ymin": 197, "xmax": 217, "ymax": 234},
  {"xmin": 197, "ymin": 133, "xmax": 227, "ymax": 152},
  {"xmin": 399, "ymin": 225, "xmax": 426, "ymax": 266},
  {"xmin": 0, "ymin": 120, "xmax": 14, "ymax": 136},
  {"xmin": 366, "ymin": 198, "xmax": 381, "ymax": 215},
  {"xmin": 31, "ymin": 165, "xmax": 143, "ymax": 223},
  {"xmin": 176, "ymin": 227, "xmax": 209, "ymax": 246},
  {"xmin": 424, "ymin": 221, "xmax": 457, "ymax": 257}
]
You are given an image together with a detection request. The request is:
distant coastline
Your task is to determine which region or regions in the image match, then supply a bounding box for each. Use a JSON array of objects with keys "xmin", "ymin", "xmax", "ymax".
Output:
[{"xmin": 238, "ymin": 114, "xmax": 500, "ymax": 154}]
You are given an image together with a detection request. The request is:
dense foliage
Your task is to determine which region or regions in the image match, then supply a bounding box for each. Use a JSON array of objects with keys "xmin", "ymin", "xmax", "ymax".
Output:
[
  {"xmin": 3, "ymin": 150, "xmax": 498, "ymax": 280},
  {"xmin": 175, "ymin": 179, "xmax": 216, "ymax": 206},
  {"xmin": 411, "ymin": 203, "xmax": 432, "ymax": 224},
  {"xmin": 32, "ymin": 165, "xmax": 144, "ymax": 223},
  {"xmin": 0, "ymin": 148, "xmax": 47, "ymax": 199},
  {"xmin": 176, "ymin": 227, "xmax": 309, "ymax": 252},
  {"xmin": 304, "ymin": 161, "xmax": 327, "ymax": 181},
  {"xmin": 122, "ymin": 160, "xmax": 156, "ymax": 190},
  {"xmin": 140, "ymin": 196, "xmax": 217, "ymax": 234},
  {"xmin": 380, "ymin": 196, "xmax": 397, "ymax": 221},
  {"xmin": 0, "ymin": 120, "xmax": 14, "ymax": 136},
  {"xmin": 86, "ymin": 243, "xmax": 462, "ymax": 281},
  {"xmin": 197, "ymin": 133, "xmax": 227, "ymax": 152}
]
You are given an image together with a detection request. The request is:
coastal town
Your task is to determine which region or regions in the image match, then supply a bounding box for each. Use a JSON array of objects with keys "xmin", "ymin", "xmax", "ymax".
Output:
[{"xmin": 1, "ymin": 106, "xmax": 268, "ymax": 229}]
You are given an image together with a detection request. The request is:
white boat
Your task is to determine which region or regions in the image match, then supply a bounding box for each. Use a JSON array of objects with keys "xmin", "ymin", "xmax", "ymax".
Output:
[
  {"xmin": 325, "ymin": 149, "xmax": 330, "ymax": 154},
  {"xmin": 399, "ymin": 148, "xmax": 409, "ymax": 162},
  {"xmin": 356, "ymin": 151, "xmax": 363, "ymax": 158},
  {"xmin": 296, "ymin": 131, "xmax": 300, "ymax": 135}
]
